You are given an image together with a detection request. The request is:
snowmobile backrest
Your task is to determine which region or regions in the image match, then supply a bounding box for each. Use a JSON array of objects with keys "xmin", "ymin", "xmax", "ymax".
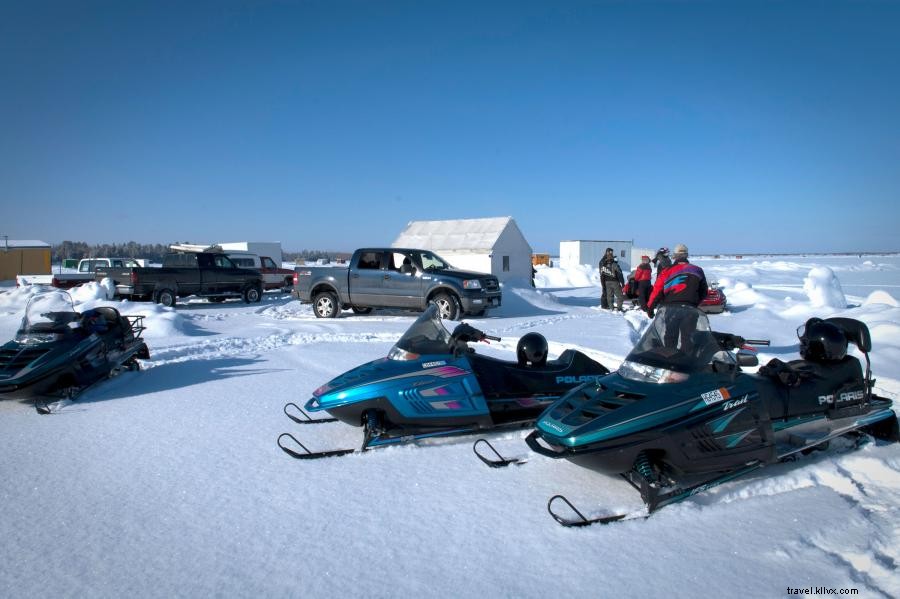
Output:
[{"xmin": 825, "ymin": 317, "xmax": 871, "ymax": 354}]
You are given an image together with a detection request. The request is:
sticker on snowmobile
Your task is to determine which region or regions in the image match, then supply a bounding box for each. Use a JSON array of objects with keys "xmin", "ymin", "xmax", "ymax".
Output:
[
  {"xmin": 422, "ymin": 361, "xmax": 447, "ymax": 368},
  {"xmin": 818, "ymin": 389, "xmax": 865, "ymax": 405},
  {"xmin": 701, "ymin": 387, "xmax": 731, "ymax": 405},
  {"xmin": 722, "ymin": 395, "xmax": 748, "ymax": 411},
  {"xmin": 555, "ymin": 374, "xmax": 604, "ymax": 385}
]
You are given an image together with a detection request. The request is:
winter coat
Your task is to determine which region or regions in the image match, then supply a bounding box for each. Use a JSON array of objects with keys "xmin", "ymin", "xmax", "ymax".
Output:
[
  {"xmin": 600, "ymin": 257, "xmax": 624, "ymax": 286},
  {"xmin": 647, "ymin": 258, "xmax": 708, "ymax": 309},
  {"xmin": 634, "ymin": 263, "xmax": 652, "ymax": 282}
]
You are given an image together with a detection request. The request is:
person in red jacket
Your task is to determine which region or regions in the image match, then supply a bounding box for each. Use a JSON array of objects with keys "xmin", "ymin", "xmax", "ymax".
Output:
[
  {"xmin": 647, "ymin": 244, "xmax": 708, "ymax": 350},
  {"xmin": 634, "ymin": 255, "xmax": 653, "ymax": 313}
]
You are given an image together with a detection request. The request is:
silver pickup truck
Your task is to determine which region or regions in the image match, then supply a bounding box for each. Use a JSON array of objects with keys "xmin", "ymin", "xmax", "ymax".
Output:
[{"xmin": 292, "ymin": 248, "xmax": 501, "ymax": 319}]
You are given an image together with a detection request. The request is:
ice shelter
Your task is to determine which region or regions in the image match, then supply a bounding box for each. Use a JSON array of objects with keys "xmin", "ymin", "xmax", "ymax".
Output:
[
  {"xmin": 0, "ymin": 239, "xmax": 51, "ymax": 281},
  {"xmin": 392, "ymin": 217, "xmax": 533, "ymax": 283},
  {"xmin": 559, "ymin": 240, "xmax": 635, "ymax": 271}
]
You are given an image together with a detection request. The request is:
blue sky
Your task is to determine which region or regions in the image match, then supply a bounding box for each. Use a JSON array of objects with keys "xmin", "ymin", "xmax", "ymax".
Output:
[{"xmin": 1, "ymin": 0, "xmax": 898, "ymax": 254}]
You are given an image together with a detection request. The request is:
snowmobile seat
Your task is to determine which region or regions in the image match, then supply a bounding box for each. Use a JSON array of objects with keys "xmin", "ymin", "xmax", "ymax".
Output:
[
  {"xmin": 826, "ymin": 317, "xmax": 871, "ymax": 354},
  {"xmin": 469, "ymin": 349, "xmax": 605, "ymax": 399},
  {"xmin": 760, "ymin": 356, "xmax": 864, "ymax": 419}
]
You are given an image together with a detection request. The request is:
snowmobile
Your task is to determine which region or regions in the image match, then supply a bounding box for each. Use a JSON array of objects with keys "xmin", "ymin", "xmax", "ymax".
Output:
[
  {"xmin": 0, "ymin": 291, "xmax": 150, "ymax": 410},
  {"xmin": 277, "ymin": 304, "xmax": 609, "ymax": 459},
  {"xmin": 523, "ymin": 304, "xmax": 899, "ymax": 526}
]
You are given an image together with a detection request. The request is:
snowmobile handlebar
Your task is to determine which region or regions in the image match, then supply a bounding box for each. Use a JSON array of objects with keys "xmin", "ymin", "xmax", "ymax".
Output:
[
  {"xmin": 713, "ymin": 333, "xmax": 770, "ymax": 351},
  {"xmin": 451, "ymin": 323, "xmax": 501, "ymax": 344}
]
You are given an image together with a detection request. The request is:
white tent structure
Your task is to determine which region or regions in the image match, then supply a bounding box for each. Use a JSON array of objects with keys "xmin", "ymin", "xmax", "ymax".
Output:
[{"xmin": 392, "ymin": 217, "xmax": 533, "ymax": 283}]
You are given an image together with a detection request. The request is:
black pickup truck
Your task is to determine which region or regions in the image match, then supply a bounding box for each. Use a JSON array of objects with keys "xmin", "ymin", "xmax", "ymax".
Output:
[
  {"xmin": 95, "ymin": 252, "xmax": 264, "ymax": 307},
  {"xmin": 292, "ymin": 248, "xmax": 501, "ymax": 319}
]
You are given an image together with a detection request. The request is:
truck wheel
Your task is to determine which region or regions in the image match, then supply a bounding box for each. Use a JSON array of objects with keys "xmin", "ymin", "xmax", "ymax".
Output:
[
  {"xmin": 156, "ymin": 289, "xmax": 176, "ymax": 308},
  {"xmin": 313, "ymin": 291, "xmax": 340, "ymax": 318},
  {"xmin": 351, "ymin": 306, "xmax": 373, "ymax": 315},
  {"xmin": 243, "ymin": 285, "xmax": 262, "ymax": 304},
  {"xmin": 431, "ymin": 292, "xmax": 460, "ymax": 320},
  {"xmin": 282, "ymin": 278, "xmax": 294, "ymax": 293}
]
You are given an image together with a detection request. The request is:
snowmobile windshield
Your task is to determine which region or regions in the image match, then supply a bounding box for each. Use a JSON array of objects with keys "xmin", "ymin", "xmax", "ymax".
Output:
[
  {"xmin": 17, "ymin": 292, "xmax": 79, "ymax": 344},
  {"xmin": 389, "ymin": 304, "xmax": 453, "ymax": 359},
  {"xmin": 620, "ymin": 305, "xmax": 731, "ymax": 383}
]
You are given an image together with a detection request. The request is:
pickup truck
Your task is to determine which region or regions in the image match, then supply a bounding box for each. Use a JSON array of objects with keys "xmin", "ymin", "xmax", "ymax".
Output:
[
  {"xmin": 226, "ymin": 252, "xmax": 295, "ymax": 292},
  {"xmin": 95, "ymin": 252, "xmax": 264, "ymax": 307},
  {"xmin": 292, "ymin": 247, "xmax": 502, "ymax": 319},
  {"xmin": 16, "ymin": 258, "xmax": 142, "ymax": 289}
]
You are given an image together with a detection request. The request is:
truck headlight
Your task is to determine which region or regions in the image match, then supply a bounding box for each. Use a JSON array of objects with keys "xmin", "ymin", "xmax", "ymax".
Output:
[{"xmin": 462, "ymin": 279, "xmax": 482, "ymax": 290}]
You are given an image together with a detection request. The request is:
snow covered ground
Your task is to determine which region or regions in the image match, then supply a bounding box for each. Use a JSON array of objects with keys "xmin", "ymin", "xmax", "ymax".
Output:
[{"xmin": 1, "ymin": 255, "xmax": 899, "ymax": 598}]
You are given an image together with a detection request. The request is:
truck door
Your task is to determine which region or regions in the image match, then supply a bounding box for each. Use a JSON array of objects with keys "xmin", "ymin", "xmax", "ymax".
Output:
[
  {"xmin": 212, "ymin": 254, "xmax": 243, "ymax": 294},
  {"xmin": 380, "ymin": 251, "xmax": 423, "ymax": 308},
  {"xmin": 350, "ymin": 250, "xmax": 385, "ymax": 306},
  {"xmin": 260, "ymin": 256, "xmax": 280, "ymax": 288}
]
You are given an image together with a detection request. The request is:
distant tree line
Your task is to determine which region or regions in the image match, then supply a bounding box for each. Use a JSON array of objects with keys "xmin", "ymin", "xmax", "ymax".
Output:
[
  {"xmin": 283, "ymin": 250, "xmax": 353, "ymax": 263},
  {"xmin": 52, "ymin": 241, "xmax": 352, "ymax": 264}
]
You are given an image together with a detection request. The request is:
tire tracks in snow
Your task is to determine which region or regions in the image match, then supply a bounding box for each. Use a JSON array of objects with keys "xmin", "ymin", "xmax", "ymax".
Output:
[{"xmin": 145, "ymin": 330, "xmax": 401, "ymax": 367}]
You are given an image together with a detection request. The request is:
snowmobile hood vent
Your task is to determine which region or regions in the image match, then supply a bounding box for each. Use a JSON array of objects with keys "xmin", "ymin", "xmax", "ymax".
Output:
[
  {"xmin": 547, "ymin": 383, "xmax": 646, "ymax": 428},
  {"xmin": 0, "ymin": 346, "xmax": 52, "ymax": 374}
]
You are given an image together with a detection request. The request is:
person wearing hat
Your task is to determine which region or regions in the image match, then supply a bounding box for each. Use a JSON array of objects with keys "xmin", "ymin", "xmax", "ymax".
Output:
[
  {"xmin": 651, "ymin": 247, "xmax": 672, "ymax": 278},
  {"xmin": 647, "ymin": 243, "xmax": 709, "ymax": 349},
  {"xmin": 599, "ymin": 247, "xmax": 625, "ymax": 312},
  {"xmin": 634, "ymin": 255, "xmax": 653, "ymax": 312},
  {"xmin": 648, "ymin": 244, "xmax": 708, "ymax": 311}
]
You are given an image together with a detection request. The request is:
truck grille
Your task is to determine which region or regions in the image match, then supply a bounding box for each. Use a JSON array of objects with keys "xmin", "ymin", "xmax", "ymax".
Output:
[{"xmin": 483, "ymin": 278, "xmax": 500, "ymax": 292}]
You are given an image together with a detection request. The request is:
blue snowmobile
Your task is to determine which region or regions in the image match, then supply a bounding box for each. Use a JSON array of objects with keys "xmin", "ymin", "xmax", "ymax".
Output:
[
  {"xmin": 0, "ymin": 291, "xmax": 150, "ymax": 412},
  {"xmin": 522, "ymin": 305, "xmax": 899, "ymax": 525},
  {"xmin": 278, "ymin": 304, "xmax": 609, "ymax": 459}
]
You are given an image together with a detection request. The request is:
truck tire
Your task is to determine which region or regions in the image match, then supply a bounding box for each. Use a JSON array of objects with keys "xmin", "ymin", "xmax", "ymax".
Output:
[
  {"xmin": 351, "ymin": 306, "xmax": 373, "ymax": 315},
  {"xmin": 431, "ymin": 292, "xmax": 460, "ymax": 321},
  {"xmin": 156, "ymin": 288, "xmax": 176, "ymax": 308},
  {"xmin": 313, "ymin": 291, "xmax": 340, "ymax": 318},
  {"xmin": 282, "ymin": 278, "xmax": 293, "ymax": 294},
  {"xmin": 243, "ymin": 284, "xmax": 262, "ymax": 304}
]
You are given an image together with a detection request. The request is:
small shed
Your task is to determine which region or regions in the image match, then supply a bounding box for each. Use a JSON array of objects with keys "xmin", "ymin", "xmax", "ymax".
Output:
[
  {"xmin": 0, "ymin": 239, "xmax": 51, "ymax": 281},
  {"xmin": 560, "ymin": 240, "xmax": 634, "ymax": 271},
  {"xmin": 392, "ymin": 217, "xmax": 533, "ymax": 282}
]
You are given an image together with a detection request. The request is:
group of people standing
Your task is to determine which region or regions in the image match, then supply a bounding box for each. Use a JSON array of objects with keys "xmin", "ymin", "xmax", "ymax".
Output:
[{"xmin": 599, "ymin": 244, "xmax": 708, "ymax": 316}]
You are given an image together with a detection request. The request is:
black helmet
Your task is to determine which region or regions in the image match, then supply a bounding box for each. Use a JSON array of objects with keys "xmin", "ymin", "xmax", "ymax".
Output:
[
  {"xmin": 517, "ymin": 332, "xmax": 548, "ymax": 367},
  {"xmin": 799, "ymin": 319, "xmax": 847, "ymax": 362}
]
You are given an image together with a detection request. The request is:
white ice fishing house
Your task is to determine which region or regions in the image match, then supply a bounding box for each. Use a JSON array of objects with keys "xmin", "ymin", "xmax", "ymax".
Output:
[
  {"xmin": 560, "ymin": 240, "xmax": 635, "ymax": 271},
  {"xmin": 392, "ymin": 217, "xmax": 534, "ymax": 283}
]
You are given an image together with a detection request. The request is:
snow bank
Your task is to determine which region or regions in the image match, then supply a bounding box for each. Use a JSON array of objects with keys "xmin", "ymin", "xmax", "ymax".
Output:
[
  {"xmin": 716, "ymin": 278, "xmax": 770, "ymax": 307},
  {"xmin": 0, "ymin": 285, "xmax": 43, "ymax": 314},
  {"xmin": 863, "ymin": 290, "xmax": 900, "ymax": 308},
  {"xmin": 803, "ymin": 267, "xmax": 847, "ymax": 309},
  {"xmin": 534, "ymin": 264, "xmax": 600, "ymax": 288},
  {"xmin": 68, "ymin": 281, "xmax": 112, "ymax": 304}
]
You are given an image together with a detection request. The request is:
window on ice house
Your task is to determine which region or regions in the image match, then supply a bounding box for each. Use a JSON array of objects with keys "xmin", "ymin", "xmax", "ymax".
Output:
[{"xmin": 502, "ymin": 256, "xmax": 510, "ymax": 272}]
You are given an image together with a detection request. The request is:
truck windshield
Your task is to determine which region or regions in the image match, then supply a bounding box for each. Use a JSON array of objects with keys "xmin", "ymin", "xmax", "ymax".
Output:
[
  {"xmin": 388, "ymin": 304, "xmax": 453, "ymax": 358},
  {"xmin": 619, "ymin": 305, "xmax": 732, "ymax": 383},
  {"xmin": 418, "ymin": 251, "xmax": 451, "ymax": 270}
]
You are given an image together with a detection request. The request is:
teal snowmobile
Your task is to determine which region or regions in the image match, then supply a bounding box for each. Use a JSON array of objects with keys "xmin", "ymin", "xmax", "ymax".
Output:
[
  {"xmin": 522, "ymin": 304, "xmax": 899, "ymax": 526},
  {"xmin": 277, "ymin": 304, "xmax": 609, "ymax": 459},
  {"xmin": 0, "ymin": 291, "xmax": 150, "ymax": 410}
]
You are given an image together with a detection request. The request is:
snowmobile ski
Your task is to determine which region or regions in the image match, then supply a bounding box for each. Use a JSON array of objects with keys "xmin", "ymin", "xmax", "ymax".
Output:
[
  {"xmin": 547, "ymin": 494, "xmax": 644, "ymax": 527},
  {"xmin": 283, "ymin": 402, "xmax": 337, "ymax": 424},
  {"xmin": 277, "ymin": 433, "xmax": 356, "ymax": 460},
  {"xmin": 472, "ymin": 438, "xmax": 527, "ymax": 468}
]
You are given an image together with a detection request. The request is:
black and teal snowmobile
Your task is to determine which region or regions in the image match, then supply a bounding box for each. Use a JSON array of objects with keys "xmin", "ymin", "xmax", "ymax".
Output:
[
  {"xmin": 523, "ymin": 304, "xmax": 899, "ymax": 526},
  {"xmin": 277, "ymin": 304, "xmax": 609, "ymax": 459},
  {"xmin": 0, "ymin": 291, "xmax": 150, "ymax": 409}
]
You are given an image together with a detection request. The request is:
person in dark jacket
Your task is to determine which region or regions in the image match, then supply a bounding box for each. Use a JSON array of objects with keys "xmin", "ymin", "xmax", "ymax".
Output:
[
  {"xmin": 599, "ymin": 248, "xmax": 625, "ymax": 311},
  {"xmin": 647, "ymin": 244, "xmax": 708, "ymax": 349},
  {"xmin": 634, "ymin": 255, "xmax": 653, "ymax": 313},
  {"xmin": 651, "ymin": 247, "xmax": 672, "ymax": 278}
]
